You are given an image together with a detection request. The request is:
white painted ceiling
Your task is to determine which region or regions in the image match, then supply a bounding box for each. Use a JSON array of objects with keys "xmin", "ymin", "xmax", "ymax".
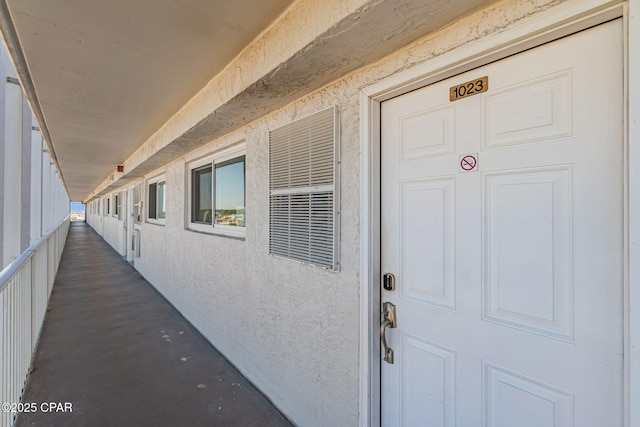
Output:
[
  {"xmin": 2, "ymin": 0, "xmax": 294, "ymax": 201},
  {"xmin": 1, "ymin": 0, "xmax": 498, "ymax": 202}
]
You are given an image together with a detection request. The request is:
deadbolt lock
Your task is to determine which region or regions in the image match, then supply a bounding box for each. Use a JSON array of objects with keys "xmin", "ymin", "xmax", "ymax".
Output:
[{"xmin": 383, "ymin": 273, "xmax": 395, "ymax": 291}]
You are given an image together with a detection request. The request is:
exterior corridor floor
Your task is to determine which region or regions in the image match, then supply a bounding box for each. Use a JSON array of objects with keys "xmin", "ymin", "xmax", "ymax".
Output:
[{"xmin": 16, "ymin": 222, "xmax": 293, "ymax": 427}]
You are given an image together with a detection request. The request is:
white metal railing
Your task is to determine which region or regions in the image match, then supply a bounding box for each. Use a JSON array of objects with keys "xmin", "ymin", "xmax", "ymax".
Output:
[{"xmin": 0, "ymin": 218, "xmax": 70, "ymax": 427}]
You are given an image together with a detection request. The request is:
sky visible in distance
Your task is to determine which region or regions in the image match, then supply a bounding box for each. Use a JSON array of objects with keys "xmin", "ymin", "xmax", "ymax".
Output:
[{"xmin": 70, "ymin": 202, "xmax": 85, "ymax": 212}]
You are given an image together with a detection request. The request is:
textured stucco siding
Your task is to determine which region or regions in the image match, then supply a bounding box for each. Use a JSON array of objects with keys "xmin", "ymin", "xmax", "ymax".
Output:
[
  {"xmin": 84, "ymin": 0, "xmax": 608, "ymax": 425},
  {"xmin": 87, "ymin": 204, "xmax": 105, "ymax": 237},
  {"xmin": 86, "ymin": 211, "xmax": 98, "ymax": 231},
  {"xmin": 101, "ymin": 215, "xmax": 124, "ymax": 256},
  {"xmin": 131, "ymin": 101, "xmax": 362, "ymax": 426}
]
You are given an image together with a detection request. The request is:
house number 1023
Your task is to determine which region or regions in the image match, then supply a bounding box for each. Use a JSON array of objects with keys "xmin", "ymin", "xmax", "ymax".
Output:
[{"xmin": 449, "ymin": 76, "xmax": 489, "ymax": 101}]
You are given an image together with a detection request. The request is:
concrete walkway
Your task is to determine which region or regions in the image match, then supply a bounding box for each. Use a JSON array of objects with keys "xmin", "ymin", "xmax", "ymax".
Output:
[{"xmin": 16, "ymin": 222, "xmax": 292, "ymax": 427}]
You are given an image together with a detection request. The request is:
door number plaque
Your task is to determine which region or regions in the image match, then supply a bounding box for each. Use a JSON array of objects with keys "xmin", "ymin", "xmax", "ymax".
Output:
[{"xmin": 450, "ymin": 76, "xmax": 488, "ymax": 101}]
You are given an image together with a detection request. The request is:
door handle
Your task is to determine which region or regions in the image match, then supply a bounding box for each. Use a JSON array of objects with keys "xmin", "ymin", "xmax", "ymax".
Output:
[{"xmin": 380, "ymin": 302, "xmax": 397, "ymax": 364}]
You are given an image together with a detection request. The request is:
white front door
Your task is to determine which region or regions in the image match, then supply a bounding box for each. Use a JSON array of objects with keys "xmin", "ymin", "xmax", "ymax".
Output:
[
  {"xmin": 99, "ymin": 199, "xmax": 104, "ymax": 236},
  {"xmin": 380, "ymin": 20, "xmax": 623, "ymax": 426},
  {"xmin": 126, "ymin": 186, "xmax": 134, "ymax": 262},
  {"xmin": 122, "ymin": 190, "xmax": 128, "ymax": 256}
]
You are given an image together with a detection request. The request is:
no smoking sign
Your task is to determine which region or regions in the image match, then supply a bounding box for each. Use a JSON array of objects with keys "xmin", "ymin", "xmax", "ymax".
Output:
[{"xmin": 459, "ymin": 153, "xmax": 478, "ymax": 173}]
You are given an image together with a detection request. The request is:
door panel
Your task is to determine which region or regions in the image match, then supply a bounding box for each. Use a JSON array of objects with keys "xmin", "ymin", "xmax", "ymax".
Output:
[{"xmin": 380, "ymin": 20, "xmax": 623, "ymax": 426}]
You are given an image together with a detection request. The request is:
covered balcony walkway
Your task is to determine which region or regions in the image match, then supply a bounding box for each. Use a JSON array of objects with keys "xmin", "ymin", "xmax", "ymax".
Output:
[{"xmin": 16, "ymin": 222, "xmax": 292, "ymax": 427}]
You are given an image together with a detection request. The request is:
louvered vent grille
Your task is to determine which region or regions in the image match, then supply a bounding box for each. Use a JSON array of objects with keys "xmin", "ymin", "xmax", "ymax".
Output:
[{"xmin": 269, "ymin": 107, "xmax": 338, "ymax": 269}]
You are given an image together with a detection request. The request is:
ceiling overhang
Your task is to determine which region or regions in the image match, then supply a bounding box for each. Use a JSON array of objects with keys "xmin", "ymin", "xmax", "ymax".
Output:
[{"xmin": 0, "ymin": 0, "xmax": 496, "ymax": 202}]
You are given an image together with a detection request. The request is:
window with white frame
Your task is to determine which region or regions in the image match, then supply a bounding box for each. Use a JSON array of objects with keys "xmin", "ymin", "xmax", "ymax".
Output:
[
  {"xmin": 147, "ymin": 175, "xmax": 166, "ymax": 223},
  {"xmin": 188, "ymin": 143, "xmax": 246, "ymax": 237},
  {"xmin": 114, "ymin": 194, "xmax": 119, "ymax": 217},
  {"xmin": 106, "ymin": 197, "xmax": 111, "ymax": 215},
  {"xmin": 268, "ymin": 106, "xmax": 339, "ymax": 269}
]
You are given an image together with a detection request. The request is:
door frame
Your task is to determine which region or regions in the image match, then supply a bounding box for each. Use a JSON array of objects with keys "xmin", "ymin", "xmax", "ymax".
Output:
[
  {"xmin": 126, "ymin": 185, "xmax": 135, "ymax": 262},
  {"xmin": 121, "ymin": 189, "xmax": 128, "ymax": 257},
  {"xmin": 358, "ymin": 1, "xmax": 636, "ymax": 426},
  {"xmin": 99, "ymin": 197, "xmax": 104, "ymax": 236}
]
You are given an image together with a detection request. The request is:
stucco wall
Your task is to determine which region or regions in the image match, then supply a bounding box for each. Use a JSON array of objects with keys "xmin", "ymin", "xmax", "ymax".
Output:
[
  {"xmin": 101, "ymin": 214, "xmax": 124, "ymax": 256},
  {"xmin": 128, "ymin": 98, "xmax": 362, "ymax": 425},
  {"xmin": 86, "ymin": 204, "xmax": 104, "ymax": 237},
  {"xmin": 86, "ymin": 211, "xmax": 96, "ymax": 230},
  {"xmin": 86, "ymin": 0, "xmax": 597, "ymax": 425}
]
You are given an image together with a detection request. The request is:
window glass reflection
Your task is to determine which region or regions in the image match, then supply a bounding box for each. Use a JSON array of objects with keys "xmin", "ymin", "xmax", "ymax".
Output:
[{"xmin": 215, "ymin": 157, "xmax": 245, "ymax": 227}]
